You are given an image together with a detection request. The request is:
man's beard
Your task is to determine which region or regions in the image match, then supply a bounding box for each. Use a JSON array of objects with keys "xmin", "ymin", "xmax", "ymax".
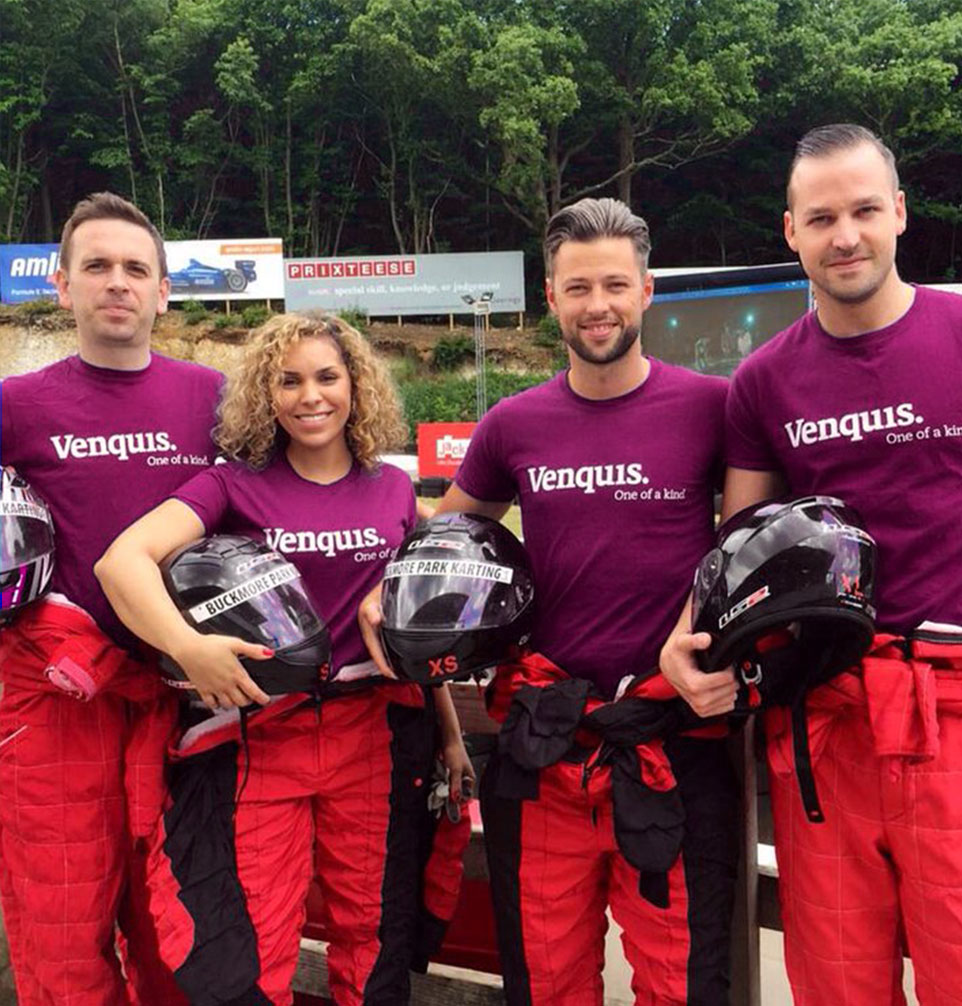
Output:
[
  {"xmin": 564, "ymin": 322, "xmax": 641, "ymax": 365},
  {"xmin": 816, "ymin": 253, "xmax": 890, "ymax": 306},
  {"xmin": 817, "ymin": 273, "xmax": 885, "ymax": 306}
]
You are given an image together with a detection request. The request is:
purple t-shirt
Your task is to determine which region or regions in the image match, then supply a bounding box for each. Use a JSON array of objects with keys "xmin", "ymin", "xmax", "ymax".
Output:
[
  {"xmin": 456, "ymin": 361, "xmax": 727, "ymax": 697},
  {"xmin": 1, "ymin": 354, "xmax": 222, "ymax": 648},
  {"xmin": 174, "ymin": 455, "xmax": 417, "ymax": 672},
  {"xmin": 727, "ymin": 286, "xmax": 962, "ymax": 632}
]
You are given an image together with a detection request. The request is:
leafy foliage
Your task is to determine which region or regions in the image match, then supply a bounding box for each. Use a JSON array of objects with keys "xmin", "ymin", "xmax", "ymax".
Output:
[
  {"xmin": 431, "ymin": 333, "xmax": 475, "ymax": 370},
  {"xmin": 1, "ymin": 0, "xmax": 960, "ymax": 279},
  {"xmin": 533, "ymin": 313, "xmax": 560, "ymax": 346},
  {"xmin": 240, "ymin": 303, "xmax": 271, "ymax": 328},
  {"xmin": 181, "ymin": 299, "xmax": 209, "ymax": 325},
  {"xmin": 338, "ymin": 308, "xmax": 370, "ymax": 334},
  {"xmin": 398, "ymin": 370, "xmax": 551, "ymax": 448}
]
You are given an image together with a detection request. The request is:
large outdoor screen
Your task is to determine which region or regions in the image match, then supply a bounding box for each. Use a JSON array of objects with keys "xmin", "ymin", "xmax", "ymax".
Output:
[{"xmin": 646, "ymin": 264, "xmax": 810, "ymax": 376}]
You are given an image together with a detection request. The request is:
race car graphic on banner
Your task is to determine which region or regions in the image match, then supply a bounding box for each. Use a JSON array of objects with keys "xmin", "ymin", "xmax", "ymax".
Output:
[
  {"xmin": 166, "ymin": 239, "xmax": 284, "ymax": 302},
  {"xmin": 169, "ymin": 258, "xmax": 257, "ymax": 295}
]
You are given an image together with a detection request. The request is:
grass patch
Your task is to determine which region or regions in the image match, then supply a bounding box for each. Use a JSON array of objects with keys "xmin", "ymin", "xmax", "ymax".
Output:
[
  {"xmin": 390, "ymin": 356, "xmax": 420, "ymax": 384},
  {"xmin": 15, "ymin": 298, "xmax": 60, "ymax": 318}
]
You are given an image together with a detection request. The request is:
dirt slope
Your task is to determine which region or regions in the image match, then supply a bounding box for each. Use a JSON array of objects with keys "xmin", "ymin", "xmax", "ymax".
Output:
[{"xmin": 0, "ymin": 305, "xmax": 557, "ymax": 376}]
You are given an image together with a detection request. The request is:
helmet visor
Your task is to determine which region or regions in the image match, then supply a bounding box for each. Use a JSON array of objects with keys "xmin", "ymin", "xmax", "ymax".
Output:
[
  {"xmin": 188, "ymin": 565, "xmax": 327, "ymax": 649},
  {"xmin": 719, "ymin": 497, "xmax": 872, "ymax": 597},
  {"xmin": 694, "ymin": 497, "xmax": 877, "ymax": 630},
  {"xmin": 0, "ymin": 504, "xmax": 54, "ymax": 570},
  {"xmin": 383, "ymin": 557, "xmax": 530, "ymax": 630}
]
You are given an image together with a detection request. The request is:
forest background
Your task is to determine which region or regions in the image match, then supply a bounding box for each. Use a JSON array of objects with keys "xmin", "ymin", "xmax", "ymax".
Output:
[{"xmin": 2, "ymin": 0, "xmax": 962, "ymax": 306}]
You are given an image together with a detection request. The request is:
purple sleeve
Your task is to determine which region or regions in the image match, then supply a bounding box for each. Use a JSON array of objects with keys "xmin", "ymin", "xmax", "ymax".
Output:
[
  {"xmin": 725, "ymin": 361, "xmax": 779, "ymax": 472},
  {"xmin": 171, "ymin": 464, "xmax": 232, "ymax": 532},
  {"xmin": 454, "ymin": 406, "xmax": 517, "ymax": 503},
  {"xmin": 404, "ymin": 481, "xmax": 417, "ymax": 532}
]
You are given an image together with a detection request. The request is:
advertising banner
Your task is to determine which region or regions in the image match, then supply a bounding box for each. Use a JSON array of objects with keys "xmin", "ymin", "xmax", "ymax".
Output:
[
  {"xmin": 417, "ymin": 422, "xmax": 477, "ymax": 479},
  {"xmin": 1, "ymin": 239, "xmax": 286, "ymax": 305},
  {"xmin": 0, "ymin": 244, "xmax": 59, "ymax": 304},
  {"xmin": 167, "ymin": 239, "xmax": 284, "ymax": 301},
  {"xmin": 284, "ymin": 251, "xmax": 525, "ymax": 316}
]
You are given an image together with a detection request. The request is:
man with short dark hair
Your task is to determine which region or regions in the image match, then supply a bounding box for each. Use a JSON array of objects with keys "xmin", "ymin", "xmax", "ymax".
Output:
[
  {"xmin": 362, "ymin": 196, "xmax": 738, "ymax": 1004},
  {"xmin": 57, "ymin": 191, "xmax": 169, "ymax": 277},
  {"xmin": 0, "ymin": 192, "xmax": 222, "ymax": 1005},
  {"xmin": 662, "ymin": 124, "xmax": 962, "ymax": 1004}
]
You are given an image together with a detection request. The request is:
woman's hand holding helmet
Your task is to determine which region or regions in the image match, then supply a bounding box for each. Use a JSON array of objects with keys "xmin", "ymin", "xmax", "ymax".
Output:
[{"xmin": 168, "ymin": 632, "xmax": 272, "ymax": 710}]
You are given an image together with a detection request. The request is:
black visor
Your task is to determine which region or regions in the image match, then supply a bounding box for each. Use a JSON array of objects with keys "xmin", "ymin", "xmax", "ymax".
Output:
[
  {"xmin": 694, "ymin": 495, "xmax": 876, "ymax": 626},
  {"xmin": 382, "ymin": 557, "xmax": 530, "ymax": 630}
]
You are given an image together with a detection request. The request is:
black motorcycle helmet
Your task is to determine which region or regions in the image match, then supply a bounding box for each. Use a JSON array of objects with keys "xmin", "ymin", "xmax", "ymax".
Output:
[
  {"xmin": 380, "ymin": 512, "xmax": 535, "ymax": 684},
  {"xmin": 159, "ymin": 535, "xmax": 331, "ymax": 696},
  {"xmin": 0, "ymin": 468, "xmax": 55, "ymax": 620},
  {"xmin": 691, "ymin": 496, "xmax": 877, "ymax": 704}
]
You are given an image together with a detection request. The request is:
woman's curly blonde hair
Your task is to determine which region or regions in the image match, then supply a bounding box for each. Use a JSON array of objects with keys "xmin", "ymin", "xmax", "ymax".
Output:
[{"xmin": 214, "ymin": 312, "xmax": 408, "ymax": 470}]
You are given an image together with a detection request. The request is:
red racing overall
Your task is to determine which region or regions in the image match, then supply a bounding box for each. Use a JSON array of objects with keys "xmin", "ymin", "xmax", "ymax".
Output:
[
  {"xmin": 481, "ymin": 652, "xmax": 738, "ymax": 1006},
  {"xmin": 146, "ymin": 678, "xmax": 469, "ymax": 1006},
  {"xmin": 0, "ymin": 597, "xmax": 184, "ymax": 1006},
  {"xmin": 766, "ymin": 630, "xmax": 962, "ymax": 1005}
]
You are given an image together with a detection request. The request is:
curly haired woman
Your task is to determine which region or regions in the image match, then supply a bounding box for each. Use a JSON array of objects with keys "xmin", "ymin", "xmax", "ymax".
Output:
[{"xmin": 96, "ymin": 313, "xmax": 472, "ymax": 1005}]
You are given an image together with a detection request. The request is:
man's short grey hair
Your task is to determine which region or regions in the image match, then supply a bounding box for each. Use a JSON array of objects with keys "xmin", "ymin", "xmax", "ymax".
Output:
[
  {"xmin": 544, "ymin": 197, "xmax": 651, "ymax": 276},
  {"xmin": 787, "ymin": 124, "xmax": 899, "ymax": 209}
]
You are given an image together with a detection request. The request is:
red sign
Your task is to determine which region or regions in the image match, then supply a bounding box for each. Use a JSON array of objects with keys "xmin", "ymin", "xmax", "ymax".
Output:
[
  {"xmin": 417, "ymin": 422, "xmax": 477, "ymax": 479},
  {"xmin": 286, "ymin": 258, "xmax": 416, "ymax": 280}
]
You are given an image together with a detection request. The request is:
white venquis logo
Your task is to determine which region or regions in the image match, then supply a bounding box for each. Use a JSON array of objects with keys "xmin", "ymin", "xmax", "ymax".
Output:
[
  {"xmin": 50, "ymin": 431, "xmax": 176, "ymax": 462},
  {"xmin": 784, "ymin": 402, "xmax": 920, "ymax": 448},
  {"xmin": 264, "ymin": 526, "xmax": 385, "ymax": 557},
  {"xmin": 526, "ymin": 462, "xmax": 647, "ymax": 495}
]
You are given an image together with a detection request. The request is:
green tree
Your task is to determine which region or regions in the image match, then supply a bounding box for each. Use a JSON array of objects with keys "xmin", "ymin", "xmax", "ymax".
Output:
[
  {"xmin": 340, "ymin": 0, "xmax": 479, "ymax": 253},
  {"xmin": 469, "ymin": 0, "xmax": 775, "ymax": 235},
  {"xmin": 469, "ymin": 16, "xmax": 582, "ymax": 233},
  {"xmin": 766, "ymin": 0, "xmax": 962, "ymax": 277},
  {"xmin": 0, "ymin": 0, "xmax": 94, "ymax": 239},
  {"xmin": 569, "ymin": 0, "xmax": 777, "ymax": 206}
]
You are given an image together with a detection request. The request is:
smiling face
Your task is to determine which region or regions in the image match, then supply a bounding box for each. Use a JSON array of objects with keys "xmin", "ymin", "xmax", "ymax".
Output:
[
  {"xmin": 54, "ymin": 217, "xmax": 169, "ymax": 365},
  {"xmin": 784, "ymin": 142, "xmax": 906, "ymax": 312},
  {"xmin": 545, "ymin": 236, "xmax": 654, "ymax": 367},
  {"xmin": 273, "ymin": 335, "xmax": 353, "ymax": 467}
]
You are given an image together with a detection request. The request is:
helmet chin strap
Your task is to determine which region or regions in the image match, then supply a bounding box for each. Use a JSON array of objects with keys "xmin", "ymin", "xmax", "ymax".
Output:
[
  {"xmin": 790, "ymin": 645, "xmax": 834, "ymax": 824},
  {"xmin": 232, "ymin": 705, "xmax": 252, "ymax": 825}
]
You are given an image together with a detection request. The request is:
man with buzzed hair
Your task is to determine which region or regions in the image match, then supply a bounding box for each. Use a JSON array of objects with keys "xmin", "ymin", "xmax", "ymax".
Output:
[
  {"xmin": 662, "ymin": 123, "xmax": 962, "ymax": 1004},
  {"xmin": 362, "ymin": 196, "xmax": 739, "ymax": 1005},
  {"xmin": 0, "ymin": 192, "xmax": 223, "ymax": 1005}
]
